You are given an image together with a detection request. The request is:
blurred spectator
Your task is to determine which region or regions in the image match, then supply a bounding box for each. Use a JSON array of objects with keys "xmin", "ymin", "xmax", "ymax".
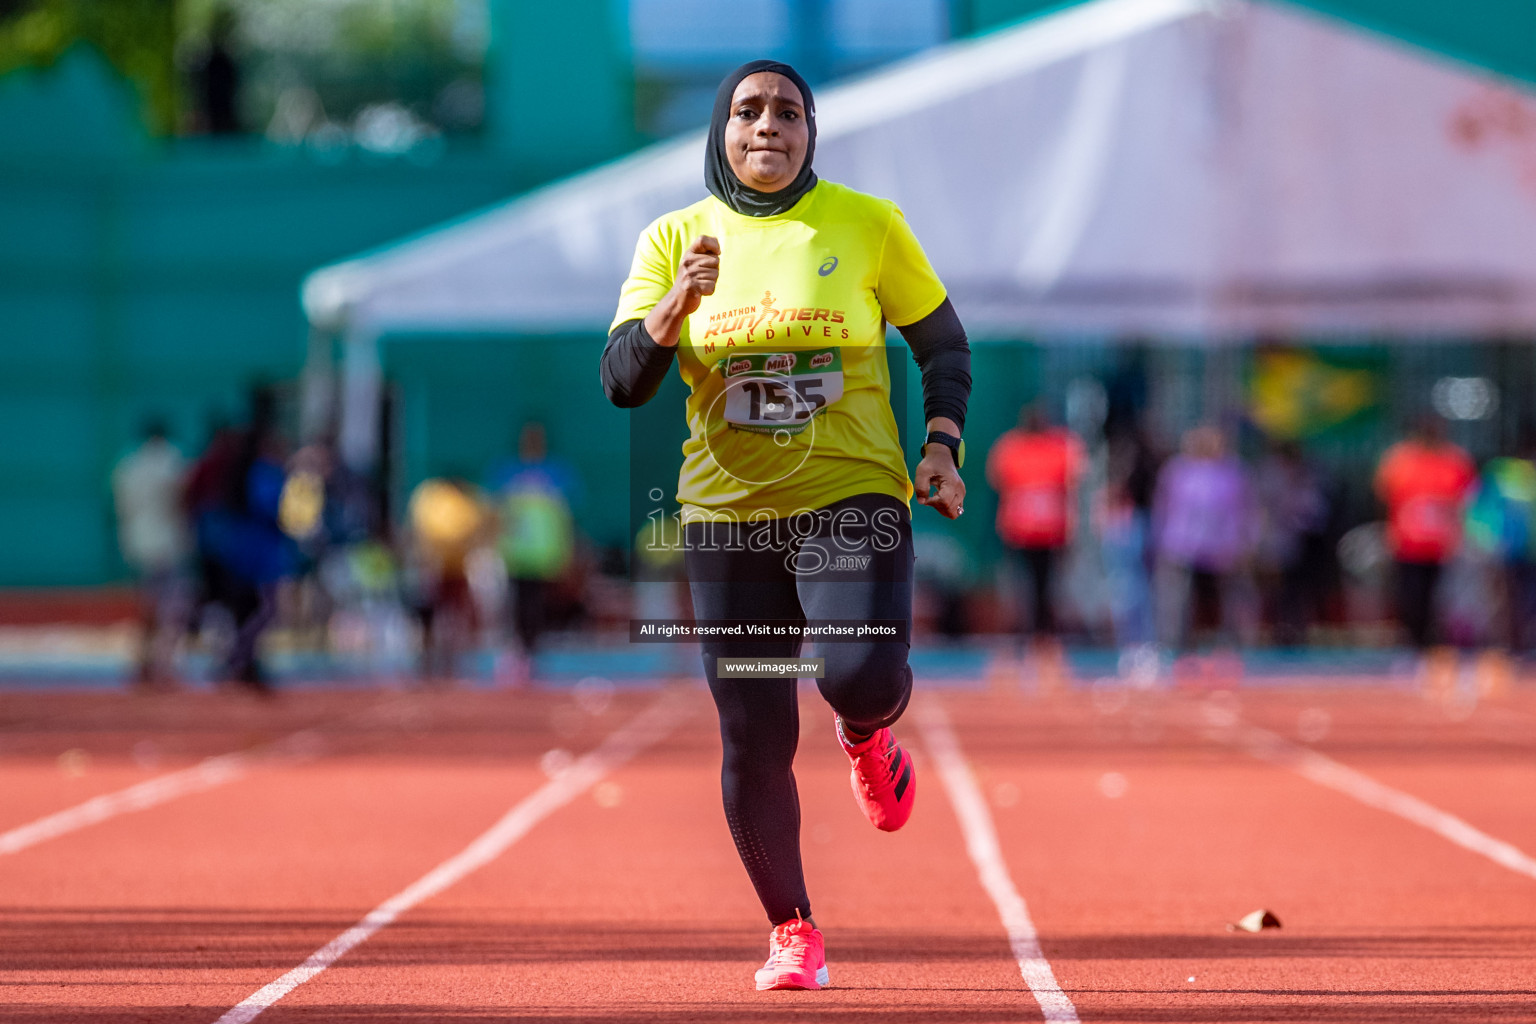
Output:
[
  {"xmin": 1255, "ymin": 440, "xmax": 1333, "ymax": 646},
  {"xmin": 1152, "ymin": 425, "xmax": 1255, "ymax": 651},
  {"xmin": 276, "ymin": 437, "xmax": 376, "ymax": 646},
  {"xmin": 1374, "ymin": 417, "xmax": 1475, "ymax": 650},
  {"xmin": 192, "ymin": 6, "xmax": 243, "ymax": 135},
  {"xmin": 488, "ymin": 422, "xmax": 577, "ymax": 657},
  {"xmin": 406, "ymin": 476, "xmax": 493, "ymax": 682},
  {"xmin": 112, "ymin": 418, "xmax": 190, "ymax": 689},
  {"xmin": 183, "ymin": 414, "xmax": 237, "ymax": 636},
  {"xmin": 986, "ymin": 406, "xmax": 1085, "ymax": 649},
  {"xmin": 1464, "ymin": 431, "xmax": 1536, "ymax": 650},
  {"xmin": 186, "ymin": 388, "xmax": 298, "ymax": 693},
  {"xmin": 1096, "ymin": 427, "xmax": 1159, "ymax": 648}
]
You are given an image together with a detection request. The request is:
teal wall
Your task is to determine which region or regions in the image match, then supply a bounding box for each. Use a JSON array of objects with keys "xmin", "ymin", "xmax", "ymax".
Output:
[
  {"xmin": 951, "ymin": 0, "xmax": 1071, "ymax": 37},
  {"xmin": 0, "ymin": 30, "xmax": 631, "ymax": 586},
  {"xmin": 1285, "ymin": 0, "xmax": 1536, "ymax": 87},
  {"xmin": 958, "ymin": 0, "xmax": 1536, "ymax": 85},
  {"xmin": 486, "ymin": 0, "xmax": 635, "ymax": 176}
]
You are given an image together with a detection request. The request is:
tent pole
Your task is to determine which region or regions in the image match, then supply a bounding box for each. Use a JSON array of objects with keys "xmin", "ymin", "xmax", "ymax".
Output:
[{"xmin": 340, "ymin": 326, "xmax": 383, "ymax": 473}]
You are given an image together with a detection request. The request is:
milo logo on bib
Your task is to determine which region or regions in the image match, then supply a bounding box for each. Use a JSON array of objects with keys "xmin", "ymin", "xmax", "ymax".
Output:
[{"xmin": 719, "ymin": 347, "xmax": 845, "ymax": 436}]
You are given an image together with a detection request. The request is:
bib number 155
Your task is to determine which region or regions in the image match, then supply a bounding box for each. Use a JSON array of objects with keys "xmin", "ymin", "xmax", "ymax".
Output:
[
  {"xmin": 739, "ymin": 377, "xmax": 827, "ymax": 422},
  {"xmin": 719, "ymin": 348, "xmax": 845, "ymax": 435}
]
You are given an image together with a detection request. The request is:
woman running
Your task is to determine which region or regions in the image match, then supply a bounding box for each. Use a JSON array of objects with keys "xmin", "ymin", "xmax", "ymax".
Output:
[{"xmin": 601, "ymin": 59, "xmax": 971, "ymax": 991}]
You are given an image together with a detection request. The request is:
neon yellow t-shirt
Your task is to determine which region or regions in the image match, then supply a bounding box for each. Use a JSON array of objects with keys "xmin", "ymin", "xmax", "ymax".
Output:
[{"xmin": 611, "ymin": 180, "xmax": 947, "ymax": 521}]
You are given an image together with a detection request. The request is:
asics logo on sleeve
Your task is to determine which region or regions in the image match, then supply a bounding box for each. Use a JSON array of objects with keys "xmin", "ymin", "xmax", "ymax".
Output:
[{"xmin": 818, "ymin": 257, "xmax": 838, "ymax": 276}]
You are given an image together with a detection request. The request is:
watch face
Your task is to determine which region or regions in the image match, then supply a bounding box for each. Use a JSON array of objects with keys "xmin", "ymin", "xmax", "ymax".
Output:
[{"xmin": 956, "ymin": 438, "xmax": 966, "ymax": 469}]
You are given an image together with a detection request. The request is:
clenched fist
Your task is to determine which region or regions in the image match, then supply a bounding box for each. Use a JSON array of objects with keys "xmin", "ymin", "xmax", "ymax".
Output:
[
  {"xmin": 643, "ymin": 236, "xmax": 721, "ymax": 348},
  {"xmin": 673, "ymin": 235, "xmax": 720, "ymax": 315}
]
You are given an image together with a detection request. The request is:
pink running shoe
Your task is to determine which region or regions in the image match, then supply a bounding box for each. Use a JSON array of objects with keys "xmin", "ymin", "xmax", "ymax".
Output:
[
  {"xmin": 836, "ymin": 716, "xmax": 916, "ymax": 832},
  {"xmin": 754, "ymin": 916, "xmax": 829, "ymax": 991}
]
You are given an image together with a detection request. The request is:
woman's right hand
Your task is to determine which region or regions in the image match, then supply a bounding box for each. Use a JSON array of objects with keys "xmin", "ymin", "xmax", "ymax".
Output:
[
  {"xmin": 672, "ymin": 235, "xmax": 720, "ymax": 315},
  {"xmin": 644, "ymin": 236, "xmax": 720, "ymax": 347}
]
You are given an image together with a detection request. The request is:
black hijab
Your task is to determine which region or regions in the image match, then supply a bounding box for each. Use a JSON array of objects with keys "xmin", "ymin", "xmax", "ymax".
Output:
[{"xmin": 705, "ymin": 60, "xmax": 818, "ymax": 217}]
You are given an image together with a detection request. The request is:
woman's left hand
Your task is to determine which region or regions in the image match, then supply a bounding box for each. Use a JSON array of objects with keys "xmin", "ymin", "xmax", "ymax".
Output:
[{"xmin": 915, "ymin": 448, "xmax": 966, "ymax": 520}]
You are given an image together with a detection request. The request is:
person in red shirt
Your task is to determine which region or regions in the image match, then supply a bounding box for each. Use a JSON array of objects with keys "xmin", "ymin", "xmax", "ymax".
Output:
[
  {"xmin": 987, "ymin": 406, "xmax": 1085, "ymax": 647},
  {"xmin": 1374, "ymin": 417, "xmax": 1475, "ymax": 649}
]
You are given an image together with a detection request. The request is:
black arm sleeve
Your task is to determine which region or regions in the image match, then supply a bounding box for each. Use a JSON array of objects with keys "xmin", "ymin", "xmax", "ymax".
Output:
[
  {"xmin": 601, "ymin": 317, "xmax": 677, "ymax": 408},
  {"xmin": 896, "ymin": 297, "xmax": 971, "ymax": 433}
]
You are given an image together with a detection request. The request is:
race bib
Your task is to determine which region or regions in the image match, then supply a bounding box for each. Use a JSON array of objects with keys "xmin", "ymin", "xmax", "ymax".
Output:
[{"xmin": 719, "ymin": 348, "xmax": 844, "ymax": 435}]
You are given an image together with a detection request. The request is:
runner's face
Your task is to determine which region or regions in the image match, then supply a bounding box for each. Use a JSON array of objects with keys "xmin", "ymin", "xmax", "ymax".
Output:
[{"xmin": 724, "ymin": 73, "xmax": 808, "ymax": 193}]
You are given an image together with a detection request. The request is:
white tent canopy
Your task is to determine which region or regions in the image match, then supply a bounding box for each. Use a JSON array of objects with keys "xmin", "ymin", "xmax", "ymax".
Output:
[{"xmin": 306, "ymin": 0, "xmax": 1536, "ymax": 463}]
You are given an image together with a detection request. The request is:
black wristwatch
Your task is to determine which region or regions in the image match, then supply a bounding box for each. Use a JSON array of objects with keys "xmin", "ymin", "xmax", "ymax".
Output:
[{"xmin": 922, "ymin": 430, "xmax": 965, "ymax": 469}]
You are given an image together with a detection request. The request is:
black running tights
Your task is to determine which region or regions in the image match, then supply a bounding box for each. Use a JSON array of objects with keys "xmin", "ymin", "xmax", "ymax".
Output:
[{"xmin": 684, "ymin": 492, "xmax": 915, "ymax": 925}]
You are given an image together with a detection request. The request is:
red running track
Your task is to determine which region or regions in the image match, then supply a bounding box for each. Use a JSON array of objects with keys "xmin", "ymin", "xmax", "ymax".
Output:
[{"xmin": 2, "ymin": 680, "xmax": 1534, "ymax": 1022}]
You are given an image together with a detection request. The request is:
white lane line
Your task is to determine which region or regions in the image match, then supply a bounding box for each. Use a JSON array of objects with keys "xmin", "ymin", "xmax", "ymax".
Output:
[
  {"xmin": 212, "ymin": 687, "xmax": 693, "ymax": 1024},
  {"xmin": 0, "ymin": 694, "xmax": 435, "ymax": 857},
  {"xmin": 0, "ymin": 730, "xmax": 324, "ymax": 857},
  {"xmin": 1198, "ymin": 702, "xmax": 1536, "ymax": 883},
  {"xmin": 915, "ymin": 699, "xmax": 1080, "ymax": 1023}
]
